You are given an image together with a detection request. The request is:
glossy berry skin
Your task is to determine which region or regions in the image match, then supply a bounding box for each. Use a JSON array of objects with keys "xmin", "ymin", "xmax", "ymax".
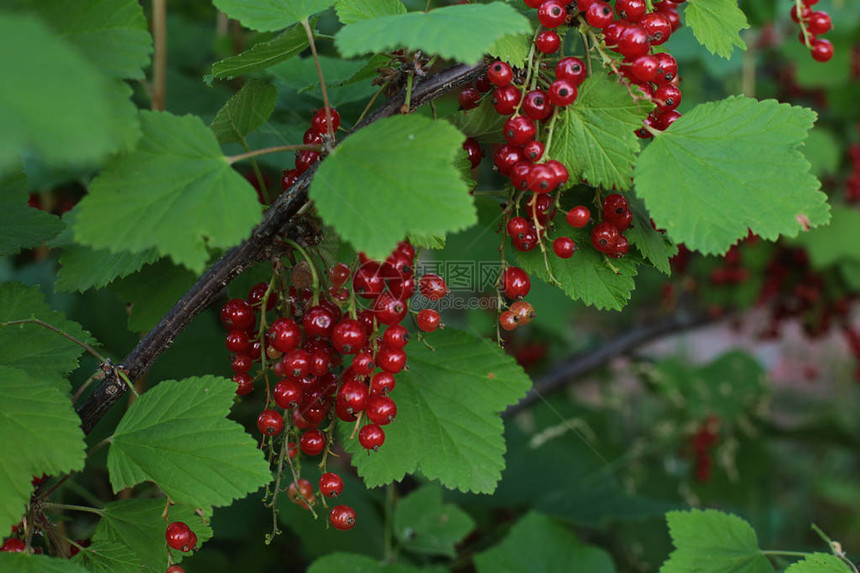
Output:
[
  {"xmin": 641, "ymin": 12, "xmax": 672, "ymax": 45},
  {"xmin": 527, "ymin": 163, "xmax": 556, "ymax": 193},
  {"xmin": 330, "ymin": 505, "xmax": 357, "ymax": 531},
  {"xmin": 304, "ymin": 128, "xmax": 323, "ymax": 145},
  {"xmin": 654, "ymin": 84, "xmax": 682, "ymax": 111},
  {"xmin": 618, "ymin": 25, "xmax": 651, "ymax": 59},
  {"xmin": 288, "ymin": 479, "xmax": 315, "ymax": 509},
  {"xmin": 268, "ymin": 318, "xmax": 302, "ymax": 354},
  {"xmin": 591, "ymin": 222, "xmax": 620, "ymax": 254},
  {"xmin": 501, "ymin": 267, "xmax": 531, "ymax": 298},
  {"xmin": 1, "ymin": 538, "xmax": 25, "ymax": 552},
  {"xmin": 553, "ymin": 237, "xmax": 577, "ymax": 259},
  {"xmin": 273, "ymin": 379, "xmax": 303, "ymax": 409},
  {"xmin": 546, "ymin": 160, "xmax": 569, "ymax": 186},
  {"xmin": 247, "ymin": 282, "xmax": 276, "ymax": 310},
  {"xmin": 332, "ymin": 319, "xmax": 367, "ymax": 354},
  {"xmin": 328, "ymin": 262, "xmax": 351, "ymax": 287},
  {"xmin": 366, "ymin": 395, "xmax": 397, "ymax": 425},
  {"xmin": 417, "ymin": 309, "xmax": 442, "ymax": 332},
  {"xmin": 463, "ymin": 138, "xmax": 482, "ymax": 169},
  {"xmin": 165, "ymin": 522, "xmax": 196, "ymax": 553},
  {"xmin": 603, "ymin": 20, "xmax": 628, "ymax": 47},
  {"xmin": 555, "ymin": 57, "xmax": 587, "ymax": 86},
  {"xmin": 319, "ymin": 472, "xmax": 344, "ymax": 498},
  {"xmin": 370, "ymin": 371, "xmax": 396, "ymax": 395},
  {"xmin": 493, "ymin": 144, "xmax": 526, "ymax": 176},
  {"xmin": 225, "ymin": 329, "xmax": 251, "ymax": 354},
  {"xmin": 221, "ymin": 298, "xmax": 254, "ymax": 330},
  {"xmin": 616, "ymin": 0, "xmax": 646, "ymax": 22},
  {"xmin": 538, "ymin": 0, "xmax": 567, "ymax": 28},
  {"xmin": 233, "ymin": 373, "xmax": 253, "ymax": 396},
  {"xmin": 419, "ymin": 274, "xmax": 448, "ymax": 300},
  {"xmin": 810, "ymin": 38, "xmax": 834, "ymax": 62},
  {"xmin": 303, "ymin": 306, "xmax": 337, "ymax": 339},
  {"xmin": 300, "ymin": 429, "xmax": 326, "ymax": 456},
  {"xmin": 359, "ymin": 423, "xmax": 386, "ymax": 450},
  {"xmin": 654, "ymin": 53, "xmax": 678, "ymax": 84},
  {"xmin": 523, "ymin": 140, "xmax": 545, "ymax": 162},
  {"xmin": 295, "ymin": 150, "xmax": 320, "ymax": 174},
  {"xmin": 506, "ymin": 216, "xmax": 530, "ymax": 239},
  {"xmin": 566, "ymin": 206, "xmax": 591, "ymax": 228},
  {"xmin": 373, "ymin": 293, "xmax": 408, "ymax": 326},
  {"xmin": 630, "ymin": 55, "xmax": 659, "ymax": 82},
  {"xmin": 281, "ymin": 169, "xmax": 298, "ymax": 192},
  {"xmin": 337, "ymin": 379, "xmax": 369, "ymax": 414},
  {"xmin": 231, "ymin": 353, "xmax": 252, "ymax": 374},
  {"xmin": 487, "ymin": 60, "xmax": 513, "ymax": 86},
  {"xmin": 808, "ymin": 11, "xmax": 831, "ymax": 35},
  {"xmin": 512, "ymin": 162, "xmax": 534, "ymax": 191},
  {"xmin": 492, "ymin": 85, "xmax": 522, "ymax": 115},
  {"xmin": 166, "ymin": 567, "xmax": 186, "ymax": 573},
  {"xmin": 504, "ymin": 115, "xmax": 537, "ymax": 146},
  {"xmin": 603, "ymin": 193, "xmax": 628, "ymax": 217},
  {"xmin": 522, "ymin": 89, "xmax": 553, "ymax": 121},
  {"xmin": 382, "ymin": 324, "xmax": 410, "ymax": 348},
  {"xmin": 458, "ymin": 87, "xmax": 481, "ymax": 110},
  {"xmin": 376, "ymin": 346, "xmax": 407, "ymax": 374},
  {"xmin": 612, "ymin": 235, "xmax": 631, "ymax": 259},
  {"xmin": 311, "ymin": 107, "xmax": 341, "ymax": 134},
  {"xmin": 499, "ymin": 310, "xmax": 518, "ymax": 331},
  {"xmin": 585, "ymin": 1, "xmax": 614, "ymax": 28},
  {"xmin": 257, "ymin": 410, "xmax": 284, "ymax": 436},
  {"xmin": 548, "ymin": 79, "xmax": 577, "ymax": 106},
  {"xmin": 510, "ymin": 300, "xmax": 536, "ymax": 325},
  {"xmin": 535, "ymin": 30, "xmax": 561, "ymax": 54}
]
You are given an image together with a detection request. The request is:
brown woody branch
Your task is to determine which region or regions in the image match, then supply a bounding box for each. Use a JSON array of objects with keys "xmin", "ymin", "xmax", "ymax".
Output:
[{"xmin": 76, "ymin": 62, "xmax": 488, "ymax": 434}]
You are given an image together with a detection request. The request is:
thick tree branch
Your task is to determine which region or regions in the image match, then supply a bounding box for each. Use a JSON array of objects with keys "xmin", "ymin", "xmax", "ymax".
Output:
[
  {"xmin": 77, "ymin": 62, "xmax": 487, "ymax": 434},
  {"xmin": 504, "ymin": 311, "xmax": 717, "ymax": 417}
]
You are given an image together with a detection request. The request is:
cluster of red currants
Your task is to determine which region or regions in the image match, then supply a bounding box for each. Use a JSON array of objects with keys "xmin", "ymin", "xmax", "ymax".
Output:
[
  {"xmin": 281, "ymin": 107, "xmax": 341, "ymax": 191},
  {"xmin": 790, "ymin": 0, "xmax": 834, "ymax": 63},
  {"xmin": 221, "ymin": 240, "xmax": 450, "ymax": 530}
]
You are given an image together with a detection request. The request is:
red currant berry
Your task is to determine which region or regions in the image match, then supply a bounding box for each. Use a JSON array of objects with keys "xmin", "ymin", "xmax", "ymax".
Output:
[
  {"xmin": 808, "ymin": 11, "xmax": 831, "ymax": 35},
  {"xmin": 282, "ymin": 348, "xmax": 311, "ymax": 379},
  {"xmin": 503, "ymin": 115, "xmax": 537, "ymax": 146},
  {"xmin": 231, "ymin": 353, "xmax": 252, "ymax": 374},
  {"xmin": 510, "ymin": 161, "xmax": 532, "ymax": 191},
  {"xmin": 475, "ymin": 74, "xmax": 492, "ymax": 92},
  {"xmin": 281, "ymin": 169, "xmax": 299, "ymax": 192},
  {"xmin": 332, "ymin": 318, "xmax": 368, "ymax": 354},
  {"xmin": 810, "ymin": 38, "xmax": 834, "ymax": 62},
  {"xmin": 330, "ymin": 505, "xmax": 357, "ymax": 531},
  {"xmin": 382, "ymin": 324, "xmax": 410, "ymax": 348},
  {"xmin": 353, "ymin": 262, "xmax": 385, "ymax": 299},
  {"xmin": 328, "ymin": 262, "xmax": 351, "ymax": 288},
  {"xmin": 527, "ymin": 163, "xmax": 557, "ymax": 193},
  {"xmin": 373, "ymin": 293, "xmax": 408, "ymax": 326},
  {"xmin": 225, "ymin": 329, "xmax": 251, "ymax": 353},
  {"xmin": 311, "ymin": 107, "xmax": 341, "ymax": 134},
  {"xmin": 167, "ymin": 567, "xmax": 185, "ymax": 573},
  {"xmin": 603, "ymin": 20, "xmax": 628, "ymax": 47},
  {"xmin": 463, "ymin": 137, "xmax": 482, "ymax": 168},
  {"xmin": 654, "ymin": 84, "xmax": 682, "ymax": 111},
  {"xmin": 458, "ymin": 87, "xmax": 481, "ymax": 110},
  {"xmin": 492, "ymin": 85, "xmax": 522, "ymax": 115},
  {"xmin": 630, "ymin": 55, "xmax": 659, "ymax": 82},
  {"xmin": 359, "ymin": 423, "xmax": 386, "ymax": 450},
  {"xmin": 538, "ymin": 0, "xmax": 567, "ymax": 28},
  {"xmin": 606, "ymin": 209, "xmax": 633, "ymax": 231},
  {"xmin": 221, "ymin": 298, "xmax": 254, "ymax": 330},
  {"xmin": 257, "ymin": 409, "xmax": 284, "ymax": 436},
  {"xmin": 366, "ymin": 395, "xmax": 397, "ymax": 425},
  {"xmin": 507, "ymin": 216, "xmax": 530, "ymax": 239},
  {"xmin": 521, "ymin": 140, "xmax": 544, "ymax": 163},
  {"xmin": 790, "ymin": 4, "xmax": 811, "ymax": 23},
  {"xmin": 1, "ymin": 538, "xmax": 25, "ymax": 552},
  {"xmin": 370, "ymin": 371, "xmax": 396, "ymax": 395},
  {"xmin": 499, "ymin": 310, "xmax": 519, "ymax": 331},
  {"xmin": 616, "ymin": 0, "xmax": 646, "ymax": 22},
  {"xmin": 487, "ymin": 60, "xmax": 514, "ymax": 86},
  {"xmin": 338, "ymin": 378, "xmax": 369, "ymax": 414},
  {"xmin": 419, "ymin": 273, "xmax": 448, "ymax": 300},
  {"xmin": 641, "ymin": 12, "xmax": 672, "ymax": 45},
  {"xmin": 303, "ymin": 305, "xmax": 337, "ymax": 339},
  {"xmin": 654, "ymin": 52, "xmax": 678, "ymax": 84},
  {"xmin": 566, "ymin": 206, "xmax": 591, "ymax": 228},
  {"xmin": 273, "ymin": 379, "xmax": 303, "ymax": 409},
  {"xmin": 247, "ymin": 282, "xmax": 275, "ymax": 310},
  {"xmin": 304, "ymin": 128, "xmax": 324, "ymax": 145},
  {"xmin": 618, "ymin": 24, "xmax": 651, "ymax": 59},
  {"xmin": 233, "ymin": 373, "xmax": 253, "ymax": 396},
  {"xmin": 165, "ymin": 522, "xmax": 196, "ymax": 552},
  {"xmin": 319, "ymin": 472, "xmax": 344, "ymax": 498},
  {"xmin": 555, "ymin": 57, "xmax": 587, "ymax": 86},
  {"xmin": 510, "ymin": 300, "xmax": 536, "ymax": 325},
  {"xmin": 603, "ymin": 193, "xmax": 628, "ymax": 216},
  {"xmin": 288, "ymin": 479, "xmax": 315, "ymax": 509},
  {"xmin": 535, "ymin": 30, "xmax": 561, "ymax": 54},
  {"xmin": 586, "ymin": 1, "xmax": 614, "ymax": 28},
  {"xmin": 295, "ymin": 150, "xmax": 320, "ymax": 174},
  {"xmin": 300, "ymin": 429, "xmax": 326, "ymax": 456},
  {"xmin": 545, "ymin": 159, "xmax": 569, "ymax": 186},
  {"xmin": 493, "ymin": 143, "xmax": 526, "ymax": 176},
  {"xmin": 612, "ymin": 235, "xmax": 630, "ymax": 258},
  {"xmin": 548, "ymin": 79, "xmax": 577, "ymax": 106},
  {"xmin": 553, "ymin": 236, "xmax": 577, "ymax": 259},
  {"xmin": 268, "ymin": 318, "xmax": 302, "ymax": 354},
  {"xmin": 417, "ymin": 309, "xmax": 442, "ymax": 332},
  {"xmin": 591, "ymin": 222, "xmax": 620, "ymax": 253},
  {"xmin": 501, "ymin": 266, "xmax": 531, "ymax": 298},
  {"xmin": 522, "ymin": 89, "xmax": 553, "ymax": 121},
  {"xmin": 376, "ymin": 346, "xmax": 407, "ymax": 374}
]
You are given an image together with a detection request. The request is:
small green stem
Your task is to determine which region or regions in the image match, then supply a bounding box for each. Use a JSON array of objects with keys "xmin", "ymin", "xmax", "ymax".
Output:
[
  {"xmin": 227, "ymin": 144, "xmax": 320, "ymax": 165},
  {"xmin": 42, "ymin": 503, "xmax": 104, "ymax": 517},
  {"xmin": 355, "ymin": 81, "xmax": 390, "ymax": 126},
  {"xmin": 1, "ymin": 319, "xmax": 106, "ymax": 363},
  {"xmin": 402, "ymin": 72, "xmax": 414, "ymax": 113},
  {"xmin": 284, "ymin": 238, "xmax": 320, "ymax": 305},
  {"xmin": 301, "ymin": 18, "xmax": 334, "ymax": 139}
]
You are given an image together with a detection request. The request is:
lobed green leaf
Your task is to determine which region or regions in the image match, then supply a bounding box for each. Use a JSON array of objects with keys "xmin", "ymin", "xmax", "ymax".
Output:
[
  {"xmin": 685, "ymin": 0, "xmax": 750, "ymax": 59},
  {"xmin": 213, "ymin": 0, "xmax": 334, "ymax": 32}
]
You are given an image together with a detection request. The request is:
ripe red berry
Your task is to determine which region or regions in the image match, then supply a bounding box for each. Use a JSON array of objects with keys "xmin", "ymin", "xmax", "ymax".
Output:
[
  {"xmin": 328, "ymin": 262, "xmax": 351, "ymax": 287},
  {"xmin": 591, "ymin": 222, "xmax": 620, "ymax": 253},
  {"xmin": 808, "ymin": 11, "xmax": 831, "ymax": 35},
  {"xmin": 523, "ymin": 140, "xmax": 545, "ymax": 162},
  {"xmin": 167, "ymin": 567, "xmax": 185, "ymax": 573},
  {"xmin": 233, "ymin": 373, "xmax": 253, "ymax": 396},
  {"xmin": 654, "ymin": 52, "xmax": 678, "ymax": 84},
  {"xmin": 522, "ymin": 89, "xmax": 554, "ymax": 121},
  {"xmin": 555, "ymin": 57, "xmax": 587, "ymax": 86},
  {"xmin": 606, "ymin": 209, "xmax": 633, "ymax": 231},
  {"xmin": 603, "ymin": 20, "xmax": 628, "ymax": 47},
  {"xmin": 641, "ymin": 12, "xmax": 672, "ymax": 45},
  {"xmin": 419, "ymin": 274, "xmax": 448, "ymax": 300},
  {"xmin": 630, "ymin": 55, "xmax": 659, "ymax": 82},
  {"xmin": 319, "ymin": 472, "xmax": 344, "ymax": 498},
  {"xmin": 463, "ymin": 137, "xmax": 482, "ymax": 168},
  {"xmin": 499, "ymin": 310, "xmax": 518, "ymax": 331},
  {"xmin": 553, "ymin": 236, "xmax": 577, "ymax": 259},
  {"xmin": 287, "ymin": 479, "xmax": 315, "ymax": 509},
  {"xmin": 311, "ymin": 107, "xmax": 341, "ymax": 134},
  {"xmin": 165, "ymin": 522, "xmax": 196, "ymax": 553},
  {"xmin": 373, "ymin": 293, "xmax": 408, "ymax": 326},
  {"xmin": 225, "ymin": 329, "xmax": 251, "ymax": 353},
  {"xmin": 618, "ymin": 24, "xmax": 651, "ymax": 59},
  {"xmin": 612, "ymin": 235, "xmax": 631, "ymax": 258},
  {"xmin": 332, "ymin": 318, "xmax": 368, "ymax": 354},
  {"xmin": 376, "ymin": 346, "xmax": 407, "ymax": 374},
  {"xmin": 268, "ymin": 318, "xmax": 302, "ymax": 354},
  {"xmin": 273, "ymin": 379, "xmax": 303, "ymax": 409},
  {"xmin": 257, "ymin": 409, "xmax": 284, "ymax": 436},
  {"xmin": 1, "ymin": 538, "xmax": 25, "ymax": 552},
  {"xmin": 566, "ymin": 206, "xmax": 591, "ymax": 228},
  {"xmin": 501, "ymin": 267, "xmax": 531, "ymax": 298},
  {"xmin": 510, "ymin": 300, "xmax": 536, "ymax": 325},
  {"xmin": 603, "ymin": 193, "xmax": 628, "ymax": 216},
  {"xmin": 295, "ymin": 150, "xmax": 320, "ymax": 174},
  {"xmin": 359, "ymin": 423, "xmax": 386, "ymax": 450},
  {"xmin": 337, "ymin": 378, "xmax": 369, "ymax": 414},
  {"xmin": 231, "ymin": 353, "xmax": 252, "ymax": 374},
  {"xmin": 304, "ymin": 128, "xmax": 323, "ymax": 145},
  {"xmin": 548, "ymin": 79, "xmax": 578, "ymax": 106},
  {"xmin": 538, "ymin": 0, "xmax": 568, "ymax": 28},
  {"xmin": 303, "ymin": 305, "xmax": 337, "ymax": 339},
  {"xmin": 370, "ymin": 371, "xmax": 396, "ymax": 395},
  {"xmin": 494, "ymin": 143, "xmax": 526, "ymax": 176},
  {"xmin": 417, "ymin": 309, "xmax": 442, "ymax": 332},
  {"xmin": 492, "ymin": 85, "xmax": 522, "ymax": 115},
  {"xmin": 535, "ymin": 30, "xmax": 561, "ymax": 54},
  {"xmin": 300, "ymin": 429, "xmax": 326, "ymax": 456},
  {"xmin": 810, "ymin": 38, "xmax": 834, "ymax": 62},
  {"xmin": 790, "ymin": 4, "xmax": 811, "ymax": 23},
  {"xmin": 247, "ymin": 282, "xmax": 275, "ymax": 310},
  {"xmin": 330, "ymin": 505, "xmax": 357, "ymax": 531},
  {"xmin": 382, "ymin": 324, "xmax": 410, "ymax": 348},
  {"xmin": 487, "ymin": 60, "xmax": 514, "ymax": 86},
  {"xmin": 475, "ymin": 75, "xmax": 492, "ymax": 92},
  {"xmin": 221, "ymin": 298, "xmax": 254, "ymax": 330},
  {"xmin": 654, "ymin": 84, "xmax": 682, "ymax": 111},
  {"xmin": 616, "ymin": 0, "xmax": 646, "ymax": 22},
  {"xmin": 545, "ymin": 159, "xmax": 569, "ymax": 186},
  {"xmin": 586, "ymin": 1, "xmax": 614, "ymax": 28},
  {"xmin": 458, "ymin": 87, "xmax": 481, "ymax": 110},
  {"xmin": 527, "ymin": 163, "xmax": 557, "ymax": 193},
  {"xmin": 504, "ymin": 115, "xmax": 537, "ymax": 146}
]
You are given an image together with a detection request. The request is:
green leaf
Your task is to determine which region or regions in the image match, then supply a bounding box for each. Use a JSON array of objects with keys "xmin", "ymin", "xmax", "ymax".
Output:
[
  {"xmin": 335, "ymin": 3, "xmax": 531, "ymax": 65},
  {"xmin": 211, "ymin": 79, "xmax": 278, "ymax": 144},
  {"xmin": 840, "ymin": 260, "xmax": 860, "ymax": 290},
  {"xmin": 785, "ymin": 553, "xmax": 854, "ymax": 573},
  {"xmin": 548, "ymin": 74, "xmax": 652, "ymax": 191},
  {"xmin": 635, "ymin": 96, "xmax": 829, "ymax": 255},
  {"xmin": 0, "ymin": 553, "xmax": 92, "ymax": 573},
  {"xmin": 106, "ymin": 376, "xmax": 272, "ymax": 508},
  {"xmin": 487, "ymin": 33, "xmax": 532, "ymax": 68},
  {"xmin": 308, "ymin": 553, "xmax": 444, "ymax": 573},
  {"xmin": 28, "ymin": 0, "xmax": 152, "ymax": 79},
  {"xmin": 56, "ymin": 246, "xmax": 160, "ymax": 293},
  {"xmin": 271, "ymin": 54, "xmax": 379, "ymax": 107},
  {"xmin": 207, "ymin": 23, "xmax": 308, "ymax": 82},
  {"xmin": 0, "ymin": 366, "xmax": 86, "ymax": 536},
  {"xmin": 335, "ymin": 0, "xmax": 405, "ymax": 24},
  {"xmin": 212, "ymin": 0, "xmax": 334, "ymax": 32},
  {"xmin": 108, "ymin": 259, "xmax": 198, "ymax": 332},
  {"xmin": 449, "ymin": 97, "xmax": 506, "ymax": 143},
  {"xmin": 394, "ymin": 485, "xmax": 475, "ymax": 557},
  {"xmin": 311, "ymin": 115, "xmax": 476, "ymax": 260},
  {"xmin": 0, "ymin": 282, "xmax": 96, "ymax": 381},
  {"xmin": 685, "ymin": 0, "xmax": 750, "ymax": 59},
  {"xmin": 804, "ymin": 128, "xmax": 840, "ymax": 177},
  {"xmin": 93, "ymin": 498, "xmax": 213, "ymax": 573},
  {"xmin": 343, "ymin": 329, "xmax": 531, "ymax": 494},
  {"xmin": 793, "ymin": 205, "xmax": 860, "ymax": 269},
  {"xmin": 71, "ymin": 541, "xmax": 144, "ymax": 573},
  {"xmin": 408, "ymin": 232, "xmax": 446, "ymax": 250},
  {"xmin": 660, "ymin": 509, "xmax": 772, "ymax": 573},
  {"xmin": 626, "ymin": 192, "xmax": 676, "ymax": 274},
  {"xmin": 653, "ymin": 352, "xmax": 766, "ymax": 421},
  {"xmin": 75, "ymin": 110, "xmax": 263, "ymax": 272},
  {"xmin": 0, "ymin": 13, "xmax": 124, "ymax": 176},
  {"xmin": 517, "ymin": 227, "xmax": 639, "ymax": 311},
  {"xmin": 0, "ymin": 169, "xmax": 64, "ymax": 256},
  {"xmin": 474, "ymin": 512, "xmax": 616, "ymax": 573}
]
